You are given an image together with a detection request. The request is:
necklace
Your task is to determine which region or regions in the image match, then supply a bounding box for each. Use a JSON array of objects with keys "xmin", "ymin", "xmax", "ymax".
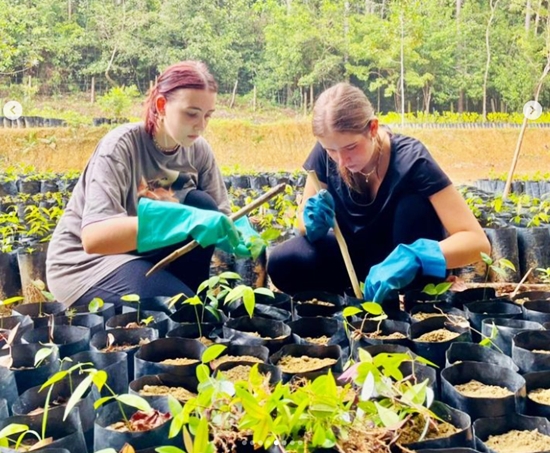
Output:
[
  {"xmin": 152, "ymin": 133, "xmax": 179, "ymax": 153},
  {"xmin": 360, "ymin": 141, "xmax": 382, "ymax": 184}
]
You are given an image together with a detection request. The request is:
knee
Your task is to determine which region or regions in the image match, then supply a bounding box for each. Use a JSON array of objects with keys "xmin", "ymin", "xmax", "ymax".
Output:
[{"xmin": 184, "ymin": 190, "xmax": 219, "ymax": 211}]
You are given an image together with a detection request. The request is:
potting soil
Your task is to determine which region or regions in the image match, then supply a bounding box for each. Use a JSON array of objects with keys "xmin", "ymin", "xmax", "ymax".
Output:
[
  {"xmin": 397, "ymin": 415, "xmax": 460, "ymax": 445},
  {"xmin": 211, "ymin": 355, "xmax": 263, "ymax": 368},
  {"xmin": 528, "ymin": 388, "xmax": 550, "ymax": 405},
  {"xmin": 417, "ymin": 328, "xmax": 461, "ymax": 342},
  {"xmin": 454, "ymin": 379, "xmax": 513, "ymax": 398},
  {"xmin": 303, "ymin": 335, "xmax": 330, "ymax": 345},
  {"xmin": 277, "ymin": 356, "xmax": 337, "ymax": 373},
  {"xmin": 485, "ymin": 429, "xmax": 550, "ymax": 453},
  {"xmin": 159, "ymin": 358, "xmax": 200, "ymax": 365},
  {"xmin": 139, "ymin": 384, "xmax": 197, "ymax": 402},
  {"xmin": 220, "ymin": 365, "xmax": 269, "ymax": 382},
  {"xmin": 367, "ymin": 331, "xmax": 407, "ymax": 340}
]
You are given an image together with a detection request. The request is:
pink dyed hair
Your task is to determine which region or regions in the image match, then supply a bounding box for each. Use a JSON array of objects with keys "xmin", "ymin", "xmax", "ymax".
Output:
[{"xmin": 143, "ymin": 61, "xmax": 218, "ymax": 135}]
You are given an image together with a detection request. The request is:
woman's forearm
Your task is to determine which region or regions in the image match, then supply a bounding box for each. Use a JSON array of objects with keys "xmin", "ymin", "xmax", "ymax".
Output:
[
  {"xmin": 439, "ymin": 230, "xmax": 491, "ymax": 269},
  {"xmin": 81, "ymin": 217, "xmax": 138, "ymax": 255}
]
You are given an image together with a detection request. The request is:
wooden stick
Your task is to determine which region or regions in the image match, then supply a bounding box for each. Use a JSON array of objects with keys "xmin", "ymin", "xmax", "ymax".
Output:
[
  {"xmin": 510, "ymin": 266, "xmax": 534, "ymax": 299},
  {"xmin": 307, "ymin": 171, "xmax": 363, "ymax": 299},
  {"xmin": 146, "ymin": 183, "xmax": 287, "ymax": 277}
]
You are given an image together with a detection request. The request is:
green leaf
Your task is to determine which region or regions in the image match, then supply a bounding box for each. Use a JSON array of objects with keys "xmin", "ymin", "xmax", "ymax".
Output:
[
  {"xmin": 34, "ymin": 347, "xmax": 53, "ymax": 367},
  {"xmin": 480, "ymin": 252, "xmax": 493, "ymax": 266},
  {"xmin": 120, "ymin": 294, "xmax": 140, "ymax": 302},
  {"xmin": 242, "ymin": 286, "xmax": 255, "ymax": 318},
  {"xmin": 498, "ymin": 258, "xmax": 516, "ymax": 272},
  {"xmin": 94, "ymin": 449, "xmax": 118, "ymax": 453},
  {"xmin": 224, "ymin": 285, "xmax": 246, "ymax": 305},
  {"xmin": 91, "ymin": 370, "xmax": 108, "ymax": 392},
  {"xmin": 342, "ymin": 306, "xmax": 362, "ymax": 318},
  {"xmin": 361, "ymin": 302, "xmax": 383, "ymax": 316},
  {"xmin": 116, "ymin": 394, "xmax": 152, "ymax": 412},
  {"xmin": 155, "ymin": 447, "xmax": 186, "ymax": 453},
  {"xmin": 167, "ymin": 395, "xmax": 182, "ymax": 417},
  {"xmin": 196, "ymin": 364, "xmax": 211, "ymax": 383},
  {"xmin": 64, "ymin": 373, "xmax": 93, "ymax": 420},
  {"xmin": 0, "ymin": 423, "xmax": 29, "ymax": 440},
  {"xmin": 375, "ymin": 402, "xmax": 400, "ymax": 427},
  {"xmin": 204, "ymin": 305, "xmax": 221, "ymax": 321},
  {"xmin": 422, "ymin": 284, "xmax": 437, "ymax": 296},
  {"xmin": 357, "ymin": 348, "xmax": 373, "ymax": 363},
  {"xmin": 491, "ymin": 267, "xmax": 507, "ymax": 277},
  {"xmin": 39, "ymin": 369, "xmax": 68, "ymax": 391},
  {"xmin": 201, "ymin": 344, "xmax": 227, "ymax": 364},
  {"xmin": 169, "ymin": 411, "xmax": 185, "ymax": 439},
  {"xmin": 0, "ymin": 296, "xmax": 24, "ymax": 306},
  {"xmin": 312, "ymin": 424, "xmax": 326, "ymax": 446},
  {"xmin": 193, "ymin": 416, "xmax": 209, "ymax": 453},
  {"xmin": 254, "ymin": 287, "xmax": 274, "ymax": 298},
  {"xmin": 88, "ymin": 297, "xmax": 104, "ymax": 313},
  {"xmin": 435, "ymin": 282, "xmax": 453, "ymax": 294},
  {"xmin": 94, "ymin": 396, "xmax": 114, "ymax": 410},
  {"xmin": 185, "ymin": 295, "xmax": 203, "ymax": 306}
]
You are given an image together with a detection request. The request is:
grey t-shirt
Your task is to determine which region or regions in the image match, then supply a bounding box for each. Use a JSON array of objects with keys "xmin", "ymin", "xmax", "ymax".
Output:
[{"xmin": 46, "ymin": 123, "xmax": 230, "ymax": 306}]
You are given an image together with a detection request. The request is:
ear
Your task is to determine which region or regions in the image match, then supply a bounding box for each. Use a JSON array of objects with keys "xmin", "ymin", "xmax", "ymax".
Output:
[
  {"xmin": 369, "ymin": 118, "xmax": 379, "ymax": 138},
  {"xmin": 155, "ymin": 96, "xmax": 167, "ymax": 115}
]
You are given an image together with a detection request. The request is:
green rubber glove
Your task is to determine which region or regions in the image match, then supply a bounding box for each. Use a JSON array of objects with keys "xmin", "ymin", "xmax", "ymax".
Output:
[
  {"xmin": 216, "ymin": 216, "xmax": 265, "ymax": 258},
  {"xmin": 137, "ymin": 198, "xmax": 241, "ymax": 253}
]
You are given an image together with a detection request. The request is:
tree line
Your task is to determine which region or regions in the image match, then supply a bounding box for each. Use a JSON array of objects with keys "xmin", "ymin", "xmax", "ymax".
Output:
[{"xmin": 1, "ymin": 0, "xmax": 550, "ymax": 115}]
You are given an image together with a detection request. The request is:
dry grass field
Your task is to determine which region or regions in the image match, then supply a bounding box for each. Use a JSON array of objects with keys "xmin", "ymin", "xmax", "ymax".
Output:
[{"xmin": 1, "ymin": 121, "xmax": 550, "ymax": 184}]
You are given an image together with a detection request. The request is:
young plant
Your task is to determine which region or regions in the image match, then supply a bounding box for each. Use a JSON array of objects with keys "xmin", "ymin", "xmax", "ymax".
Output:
[
  {"xmin": 536, "ymin": 267, "xmax": 550, "ymax": 284},
  {"xmin": 421, "ymin": 282, "xmax": 453, "ymax": 301},
  {"xmin": 120, "ymin": 294, "xmax": 146, "ymax": 325},
  {"xmin": 480, "ymin": 252, "xmax": 516, "ymax": 299},
  {"xmin": 88, "ymin": 297, "xmax": 104, "ymax": 313},
  {"xmin": 342, "ymin": 301, "xmax": 387, "ymax": 345},
  {"xmin": 223, "ymin": 285, "xmax": 274, "ymax": 318},
  {"xmin": 30, "ymin": 279, "xmax": 56, "ymax": 316}
]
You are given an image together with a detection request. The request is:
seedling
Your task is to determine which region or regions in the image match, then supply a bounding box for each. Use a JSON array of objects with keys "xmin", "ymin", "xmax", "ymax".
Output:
[
  {"xmin": 342, "ymin": 302, "xmax": 388, "ymax": 346},
  {"xmin": 88, "ymin": 297, "xmax": 105, "ymax": 313},
  {"xmin": 120, "ymin": 294, "xmax": 146, "ymax": 325},
  {"xmin": 536, "ymin": 267, "xmax": 550, "ymax": 284},
  {"xmin": 30, "ymin": 279, "xmax": 55, "ymax": 317},
  {"xmin": 421, "ymin": 282, "xmax": 453, "ymax": 301},
  {"xmin": 223, "ymin": 285, "xmax": 274, "ymax": 318},
  {"xmin": 480, "ymin": 252, "xmax": 516, "ymax": 299},
  {"xmin": 166, "ymin": 272, "xmax": 242, "ymax": 339}
]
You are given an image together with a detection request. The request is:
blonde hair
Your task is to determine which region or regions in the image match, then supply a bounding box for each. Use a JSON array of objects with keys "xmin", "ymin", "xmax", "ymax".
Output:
[{"xmin": 312, "ymin": 83, "xmax": 381, "ymax": 191}]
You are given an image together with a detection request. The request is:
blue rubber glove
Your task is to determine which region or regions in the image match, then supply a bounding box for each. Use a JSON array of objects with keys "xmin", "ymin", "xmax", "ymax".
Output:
[
  {"xmin": 216, "ymin": 217, "xmax": 264, "ymax": 258},
  {"xmin": 363, "ymin": 239, "xmax": 447, "ymax": 303},
  {"xmin": 137, "ymin": 198, "xmax": 241, "ymax": 253},
  {"xmin": 304, "ymin": 189, "xmax": 335, "ymax": 242}
]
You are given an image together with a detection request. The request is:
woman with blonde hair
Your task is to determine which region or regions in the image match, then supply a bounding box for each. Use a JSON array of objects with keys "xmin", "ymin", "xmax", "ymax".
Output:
[{"xmin": 267, "ymin": 82, "xmax": 490, "ymax": 303}]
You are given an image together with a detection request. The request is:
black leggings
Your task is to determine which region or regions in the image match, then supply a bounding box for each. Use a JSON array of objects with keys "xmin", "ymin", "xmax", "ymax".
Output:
[
  {"xmin": 267, "ymin": 194, "xmax": 446, "ymax": 295},
  {"xmin": 73, "ymin": 190, "xmax": 218, "ymax": 308}
]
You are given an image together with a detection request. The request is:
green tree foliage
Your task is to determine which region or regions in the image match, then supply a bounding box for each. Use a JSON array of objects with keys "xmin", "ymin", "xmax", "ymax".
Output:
[{"xmin": 1, "ymin": 0, "xmax": 550, "ymax": 112}]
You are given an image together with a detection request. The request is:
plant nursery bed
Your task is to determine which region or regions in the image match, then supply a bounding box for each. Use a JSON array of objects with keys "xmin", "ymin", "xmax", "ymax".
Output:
[{"xmin": 454, "ymin": 380, "xmax": 513, "ymax": 398}]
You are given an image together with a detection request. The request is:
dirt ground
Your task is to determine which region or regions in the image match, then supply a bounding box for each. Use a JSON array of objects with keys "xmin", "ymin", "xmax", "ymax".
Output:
[{"xmin": 1, "ymin": 125, "xmax": 549, "ymax": 184}]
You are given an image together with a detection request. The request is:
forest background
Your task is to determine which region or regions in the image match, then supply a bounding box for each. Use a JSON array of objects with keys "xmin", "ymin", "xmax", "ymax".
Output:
[{"xmin": 2, "ymin": 0, "xmax": 550, "ymax": 182}]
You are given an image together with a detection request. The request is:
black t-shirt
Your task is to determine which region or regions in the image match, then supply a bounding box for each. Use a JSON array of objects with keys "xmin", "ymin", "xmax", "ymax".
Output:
[{"xmin": 304, "ymin": 133, "xmax": 451, "ymax": 251}]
